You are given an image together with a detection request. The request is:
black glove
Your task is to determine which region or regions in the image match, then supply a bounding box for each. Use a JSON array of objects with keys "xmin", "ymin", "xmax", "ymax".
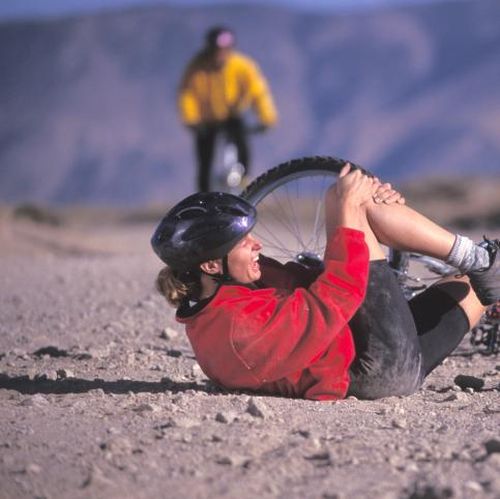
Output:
[{"xmin": 252, "ymin": 124, "xmax": 269, "ymax": 134}]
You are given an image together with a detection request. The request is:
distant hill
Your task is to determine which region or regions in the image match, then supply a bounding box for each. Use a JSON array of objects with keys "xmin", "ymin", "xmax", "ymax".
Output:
[{"xmin": 0, "ymin": 0, "xmax": 499, "ymax": 205}]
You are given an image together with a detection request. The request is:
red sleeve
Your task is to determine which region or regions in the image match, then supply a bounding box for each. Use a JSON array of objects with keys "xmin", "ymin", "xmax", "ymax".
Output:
[{"xmin": 230, "ymin": 227, "xmax": 369, "ymax": 383}]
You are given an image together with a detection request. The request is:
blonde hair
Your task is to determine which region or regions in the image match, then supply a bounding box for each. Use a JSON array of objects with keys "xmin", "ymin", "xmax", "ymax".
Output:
[{"xmin": 155, "ymin": 266, "xmax": 201, "ymax": 308}]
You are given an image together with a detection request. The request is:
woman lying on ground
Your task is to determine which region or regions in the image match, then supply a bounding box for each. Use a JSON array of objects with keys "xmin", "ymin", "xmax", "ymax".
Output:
[{"xmin": 151, "ymin": 164, "xmax": 499, "ymax": 401}]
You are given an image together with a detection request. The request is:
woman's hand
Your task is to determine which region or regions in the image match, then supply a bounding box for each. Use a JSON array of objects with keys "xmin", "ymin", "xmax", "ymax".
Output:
[
  {"xmin": 324, "ymin": 163, "xmax": 373, "ymax": 233},
  {"xmin": 333, "ymin": 163, "xmax": 376, "ymax": 207},
  {"xmin": 372, "ymin": 178, "xmax": 405, "ymax": 205}
]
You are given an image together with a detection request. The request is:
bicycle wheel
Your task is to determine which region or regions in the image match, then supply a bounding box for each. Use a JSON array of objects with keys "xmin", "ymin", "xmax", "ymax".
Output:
[{"xmin": 240, "ymin": 156, "xmax": 370, "ymax": 267}]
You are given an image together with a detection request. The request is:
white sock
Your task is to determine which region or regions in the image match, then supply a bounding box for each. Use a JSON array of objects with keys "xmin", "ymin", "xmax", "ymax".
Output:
[{"xmin": 446, "ymin": 235, "xmax": 490, "ymax": 273}]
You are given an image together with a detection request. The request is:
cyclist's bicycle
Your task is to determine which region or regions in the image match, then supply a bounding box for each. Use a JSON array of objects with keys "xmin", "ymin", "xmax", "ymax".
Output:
[
  {"xmin": 240, "ymin": 156, "xmax": 499, "ymax": 355},
  {"xmin": 212, "ymin": 123, "xmax": 265, "ymax": 194}
]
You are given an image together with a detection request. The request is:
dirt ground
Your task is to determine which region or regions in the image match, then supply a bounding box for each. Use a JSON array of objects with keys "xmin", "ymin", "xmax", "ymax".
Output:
[{"xmin": 0, "ymin": 195, "xmax": 499, "ymax": 499}]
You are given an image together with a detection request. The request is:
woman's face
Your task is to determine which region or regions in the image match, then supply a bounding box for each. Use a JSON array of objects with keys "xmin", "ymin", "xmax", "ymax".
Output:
[{"xmin": 227, "ymin": 233, "xmax": 262, "ymax": 283}]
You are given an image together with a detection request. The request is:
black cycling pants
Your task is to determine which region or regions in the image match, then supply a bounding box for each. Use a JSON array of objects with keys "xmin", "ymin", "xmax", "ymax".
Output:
[
  {"xmin": 195, "ymin": 117, "xmax": 249, "ymax": 192},
  {"xmin": 347, "ymin": 260, "xmax": 470, "ymax": 399}
]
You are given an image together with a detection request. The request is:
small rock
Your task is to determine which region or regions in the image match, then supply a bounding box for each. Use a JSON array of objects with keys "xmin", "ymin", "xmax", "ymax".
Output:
[
  {"xmin": 305, "ymin": 450, "xmax": 331, "ymax": 463},
  {"xmin": 484, "ymin": 404, "xmax": 500, "ymax": 414},
  {"xmin": 100, "ymin": 436, "xmax": 133, "ymax": 456},
  {"xmin": 160, "ymin": 327, "xmax": 178, "ymax": 340},
  {"xmin": 56, "ymin": 368, "xmax": 75, "ymax": 379},
  {"xmin": 215, "ymin": 411, "xmax": 237, "ymax": 424},
  {"xmin": 81, "ymin": 465, "xmax": 114, "ymax": 488},
  {"xmin": 443, "ymin": 392, "xmax": 468, "ymax": 402},
  {"xmin": 436, "ymin": 424, "xmax": 449, "ymax": 434},
  {"xmin": 20, "ymin": 394, "xmax": 49, "ymax": 407},
  {"xmin": 464, "ymin": 481, "xmax": 483, "ymax": 493},
  {"xmin": 391, "ymin": 418, "xmax": 408, "ymax": 429},
  {"xmin": 166, "ymin": 349, "xmax": 183, "ymax": 358},
  {"xmin": 88, "ymin": 347, "xmax": 107, "ymax": 360},
  {"xmin": 90, "ymin": 388, "xmax": 105, "ymax": 397},
  {"xmin": 246, "ymin": 397, "xmax": 271, "ymax": 419},
  {"xmin": 310, "ymin": 437, "xmax": 322, "ymax": 450},
  {"xmin": 191, "ymin": 363, "xmax": 206, "ymax": 379},
  {"xmin": 133, "ymin": 403, "xmax": 159, "ymax": 414},
  {"xmin": 487, "ymin": 453, "xmax": 500, "ymax": 468},
  {"xmin": 454, "ymin": 374, "xmax": 485, "ymax": 391},
  {"xmin": 161, "ymin": 416, "xmax": 199, "ymax": 429},
  {"xmin": 215, "ymin": 454, "xmax": 249, "ymax": 466},
  {"xmin": 404, "ymin": 462, "xmax": 419, "ymax": 472},
  {"xmin": 295, "ymin": 429, "xmax": 311, "ymax": 438},
  {"xmin": 26, "ymin": 463, "xmax": 41, "ymax": 474},
  {"xmin": 36, "ymin": 370, "xmax": 58, "ymax": 381},
  {"xmin": 484, "ymin": 439, "xmax": 500, "ymax": 455},
  {"xmin": 407, "ymin": 484, "xmax": 454, "ymax": 499}
]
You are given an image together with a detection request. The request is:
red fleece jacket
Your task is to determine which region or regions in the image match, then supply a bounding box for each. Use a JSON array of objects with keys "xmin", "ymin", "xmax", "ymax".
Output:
[{"xmin": 176, "ymin": 227, "xmax": 369, "ymax": 400}]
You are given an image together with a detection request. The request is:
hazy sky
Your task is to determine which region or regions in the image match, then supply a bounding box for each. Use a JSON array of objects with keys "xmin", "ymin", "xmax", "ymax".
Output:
[{"xmin": 0, "ymin": 0, "xmax": 460, "ymax": 20}]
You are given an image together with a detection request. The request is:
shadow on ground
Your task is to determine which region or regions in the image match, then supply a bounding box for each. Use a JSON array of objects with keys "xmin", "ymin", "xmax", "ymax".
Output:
[{"xmin": 0, "ymin": 373, "xmax": 224, "ymax": 396}]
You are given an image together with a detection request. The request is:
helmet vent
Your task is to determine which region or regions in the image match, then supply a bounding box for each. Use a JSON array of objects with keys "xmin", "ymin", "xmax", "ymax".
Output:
[
  {"xmin": 176, "ymin": 206, "xmax": 207, "ymax": 219},
  {"xmin": 219, "ymin": 206, "xmax": 246, "ymax": 216}
]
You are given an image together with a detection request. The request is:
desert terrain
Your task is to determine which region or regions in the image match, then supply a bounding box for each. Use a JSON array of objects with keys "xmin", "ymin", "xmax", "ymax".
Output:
[{"xmin": 1, "ymin": 178, "xmax": 499, "ymax": 499}]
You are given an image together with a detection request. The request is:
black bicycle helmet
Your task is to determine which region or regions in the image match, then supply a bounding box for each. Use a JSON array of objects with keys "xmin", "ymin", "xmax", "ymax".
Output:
[{"xmin": 151, "ymin": 192, "xmax": 256, "ymax": 272}]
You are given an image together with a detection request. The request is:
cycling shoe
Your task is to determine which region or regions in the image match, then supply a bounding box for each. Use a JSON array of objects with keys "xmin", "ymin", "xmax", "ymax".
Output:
[{"xmin": 467, "ymin": 237, "xmax": 500, "ymax": 306}]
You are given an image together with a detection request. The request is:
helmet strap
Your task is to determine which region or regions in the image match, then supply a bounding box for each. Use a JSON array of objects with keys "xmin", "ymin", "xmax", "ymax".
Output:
[
  {"xmin": 222, "ymin": 255, "xmax": 231, "ymax": 279},
  {"xmin": 200, "ymin": 255, "xmax": 233, "ymax": 283}
]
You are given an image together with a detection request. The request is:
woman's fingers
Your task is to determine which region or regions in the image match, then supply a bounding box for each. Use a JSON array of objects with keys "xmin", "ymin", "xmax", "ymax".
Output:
[
  {"xmin": 372, "ymin": 183, "xmax": 405, "ymax": 204},
  {"xmin": 339, "ymin": 162, "xmax": 352, "ymax": 178}
]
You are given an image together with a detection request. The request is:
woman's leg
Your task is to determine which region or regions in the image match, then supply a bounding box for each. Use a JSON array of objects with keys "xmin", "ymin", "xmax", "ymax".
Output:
[
  {"xmin": 365, "ymin": 201, "xmax": 456, "ymax": 260},
  {"xmin": 363, "ymin": 199, "xmax": 488, "ymax": 318},
  {"xmin": 347, "ymin": 260, "xmax": 424, "ymax": 399},
  {"xmin": 225, "ymin": 117, "xmax": 250, "ymax": 176},
  {"xmin": 339, "ymin": 201, "xmax": 423, "ymax": 398},
  {"xmin": 409, "ymin": 275, "xmax": 484, "ymax": 375},
  {"xmin": 343, "ymin": 200, "xmax": 486, "ymax": 398},
  {"xmin": 195, "ymin": 126, "xmax": 217, "ymax": 192}
]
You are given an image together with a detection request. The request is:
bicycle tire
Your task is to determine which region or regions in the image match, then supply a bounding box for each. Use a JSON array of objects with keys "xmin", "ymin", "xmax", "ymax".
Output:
[
  {"xmin": 242, "ymin": 156, "xmax": 368, "ymax": 203},
  {"xmin": 240, "ymin": 155, "xmax": 384, "ymax": 266}
]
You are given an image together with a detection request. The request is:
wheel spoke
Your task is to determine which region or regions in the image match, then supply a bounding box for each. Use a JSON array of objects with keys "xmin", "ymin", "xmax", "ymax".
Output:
[{"xmin": 241, "ymin": 159, "xmax": 342, "ymax": 264}]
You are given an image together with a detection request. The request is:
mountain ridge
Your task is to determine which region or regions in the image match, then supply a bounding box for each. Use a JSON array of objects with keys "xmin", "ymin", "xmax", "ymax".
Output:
[{"xmin": 0, "ymin": 0, "xmax": 499, "ymax": 205}]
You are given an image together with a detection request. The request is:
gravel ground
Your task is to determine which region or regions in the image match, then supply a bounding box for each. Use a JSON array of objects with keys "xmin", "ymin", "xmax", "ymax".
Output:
[{"xmin": 1, "ymin": 210, "xmax": 499, "ymax": 499}]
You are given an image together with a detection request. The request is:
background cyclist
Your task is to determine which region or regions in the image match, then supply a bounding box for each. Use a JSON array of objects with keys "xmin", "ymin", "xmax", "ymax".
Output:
[{"xmin": 177, "ymin": 26, "xmax": 278, "ymax": 192}]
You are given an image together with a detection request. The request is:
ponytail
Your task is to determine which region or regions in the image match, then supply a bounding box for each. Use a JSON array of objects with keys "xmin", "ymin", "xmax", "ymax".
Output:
[{"xmin": 155, "ymin": 266, "xmax": 201, "ymax": 308}]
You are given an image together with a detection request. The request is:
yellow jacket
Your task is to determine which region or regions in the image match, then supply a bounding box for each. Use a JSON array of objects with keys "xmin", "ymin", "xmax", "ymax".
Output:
[{"xmin": 177, "ymin": 51, "xmax": 278, "ymax": 127}]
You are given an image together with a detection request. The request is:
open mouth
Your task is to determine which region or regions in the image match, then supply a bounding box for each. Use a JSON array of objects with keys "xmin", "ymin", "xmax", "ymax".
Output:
[{"xmin": 251, "ymin": 256, "xmax": 260, "ymax": 271}]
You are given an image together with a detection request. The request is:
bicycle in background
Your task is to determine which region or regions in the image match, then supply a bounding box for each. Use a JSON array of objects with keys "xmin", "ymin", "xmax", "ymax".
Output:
[{"xmin": 212, "ymin": 123, "xmax": 266, "ymax": 194}]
